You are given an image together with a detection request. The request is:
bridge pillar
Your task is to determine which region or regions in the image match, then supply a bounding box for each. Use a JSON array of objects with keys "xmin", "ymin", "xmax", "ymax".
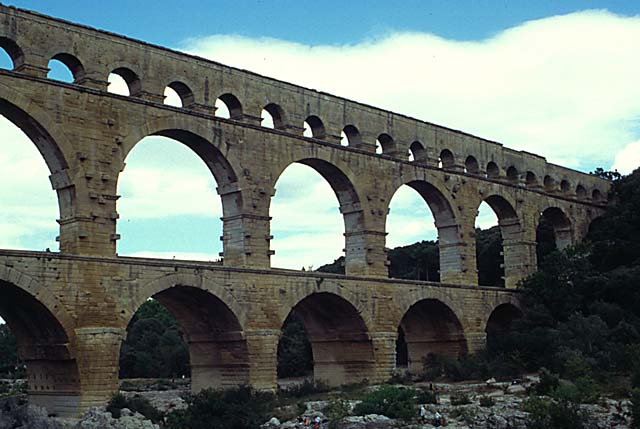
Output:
[
  {"xmin": 344, "ymin": 230, "xmax": 389, "ymax": 277},
  {"xmin": 74, "ymin": 327, "xmax": 124, "ymax": 414},
  {"xmin": 501, "ymin": 218, "xmax": 537, "ymax": 288},
  {"xmin": 438, "ymin": 221, "xmax": 478, "ymax": 285},
  {"xmin": 370, "ymin": 331, "xmax": 397, "ymax": 383},
  {"xmin": 221, "ymin": 213, "xmax": 272, "ymax": 269},
  {"xmin": 245, "ymin": 329, "xmax": 279, "ymax": 392},
  {"xmin": 188, "ymin": 332, "xmax": 250, "ymax": 391}
]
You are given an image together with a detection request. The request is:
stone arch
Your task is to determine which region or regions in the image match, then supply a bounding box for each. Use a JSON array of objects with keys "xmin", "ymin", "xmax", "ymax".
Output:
[
  {"xmin": 476, "ymin": 194, "xmax": 523, "ymax": 288},
  {"xmin": 304, "ymin": 115, "xmax": 326, "ymax": 139},
  {"xmin": 409, "ymin": 141, "xmax": 425, "ymax": 162},
  {"xmin": 560, "ymin": 179, "xmax": 571, "ymax": 194},
  {"xmin": 576, "ymin": 184, "xmax": 587, "ymax": 199},
  {"xmin": 592, "ymin": 188, "xmax": 604, "ymax": 203},
  {"xmin": 49, "ymin": 52, "xmax": 85, "ymax": 82},
  {"xmin": 342, "ymin": 124, "xmax": 361, "ymax": 147},
  {"xmin": 279, "ymin": 288, "xmax": 374, "ymax": 386},
  {"xmin": 165, "ymin": 80, "xmax": 195, "ymax": 107},
  {"xmin": 0, "ymin": 267, "xmax": 80, "ymax": 416},
  {"xmin": 543, "ymin": 175, "xmax": 556, "ymax": 192},
  {"xmin": 506, "ymin": 166, "xmax": 519, "ymax": 183},
  {"xmin": 396, "ymin": 298, "xmax": 467, "ymax": 373},
  {"xmin": 385, "ymin": 174, "xmax": 462, "ymax": 283},
  {"xmin": 485, "ymin": 302, "xmax": 523, "ymax": 351},
  {"xmin": 124, "ymin": 273, "xmax": 249, "ymax": 391},
  {"xmin": 0, "ymin": 36, "xmax": 24, "ymax": 69},
  {"xmin": 439, "ymin": 149, "xmax": 455, "ymax": 168},
  {"xmin": 465, "ymin": 155, "xmax": 479, "ymax": 174},
  {"xmin": 0, "ymin": 86, "xmax": 75, "ymax": 222},
  {"xmin": 120, "ymin": 117, "xmax": 240, "ymax": 192},
  {"xmin": 525, "ymin": 171, "xmax": 538, "ymax": 187},
  {"xmin": 538, "ymin": 206, "xmax": 573, "ymax": 251},
  {"xmin": 377, "ymin": 133, "xmax": 394, "ymax": 154},
  {"xmin": 270, "ymin": 156, "xmax": 364, "ymax": 273},
  {"xmin": 216, "ymin": 93, "xmax": 243, "ymax": 119},
  {"xmin": 486, "ymin": 161, "xmax": 500, "ymax": 178},
  {"xmin": 108, "ymin": 65, "xmax": 141, "ymax": 96},
  {"xmin": 262, "ymin": 102, "xmax": 286, "ymax": 130}
]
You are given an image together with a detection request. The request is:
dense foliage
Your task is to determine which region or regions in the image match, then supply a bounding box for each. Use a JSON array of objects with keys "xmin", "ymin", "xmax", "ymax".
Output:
[
  {"xmin": 165, "ymin": 387, "xmax": 274, "ymax": 429},
  {"xmin": 0, "ymin": 323, "xmax": 18, "ymax": 376},
  {"xmin": 492, "ymin": 170, "xmax": 640, "ymax": 380},
  {"xmin": 352, "ymin": 385, "xmax": 416, "ymax": 420},
  {"xmin": 277, "ymin": 311, "xmax": 313, "ymax": 378},
  {"xmin": 119, "ymin": 300, "xmax": 189, "ymax": 379}
]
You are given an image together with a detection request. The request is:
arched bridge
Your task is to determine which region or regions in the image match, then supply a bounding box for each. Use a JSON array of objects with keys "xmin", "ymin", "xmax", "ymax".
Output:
[{"xmin": 0, "ymin": 5, "xmax": 609, "ymax": 416}]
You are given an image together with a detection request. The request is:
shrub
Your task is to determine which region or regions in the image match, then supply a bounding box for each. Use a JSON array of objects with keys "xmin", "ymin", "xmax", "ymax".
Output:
[
  {"xmin": 450, "ymin": 392, "xmax": 471, "ymax": 406},
  {"xmin": 416, "ymin": 389, "xmax": 438, "ymax": 404},
  {"xmin": 632, "ymin": 388, "xmax": 640, "ymax": 429},
  {"xmin": 107, "ymin": 393, "xmax": 163, "ymax": 423},
  {"xmin": 523, "ymin": 396, "xmax": 586, "ymax": 429},
  {"xmin": 165, "ymin": 387, "xmax": 275, "ymax": 429},
  {"xmin": 326, "ymin": 399, "xmax": 351, "ymax": 429},
  {"xmin": 633, "ymin": 366, "xmax": 640, "ymax": 389},
  {"xmin": 279, "ymin": 379, "xmax": 328, "ymax": 398},
  {"xmin": 533, "ymin": 368, "xmax": 560, "ymax": 396},
  {"xmin": 352, "ymin": 385, "xmax": 416, "ymax": 420},
  {"xmin": 449, "ymin": 406, "xmax": 476, "ymax": 424},
  {"xmin": 479, "ymin": 395, "xmax": 495, "ymax": 407}
]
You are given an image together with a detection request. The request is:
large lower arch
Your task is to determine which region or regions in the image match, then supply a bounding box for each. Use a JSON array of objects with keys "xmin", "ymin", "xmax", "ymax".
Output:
[
  {"xmin": 123, "ymin": 274, "xmax": 249, "ymax": 392},
  {"xmin": 270, "ymin": 157, "xmax": 365, "ymax": 274},
  {"xmin": 280, "ymin": 291, "xmax": 374, "ymax": 386},
  {"xmin": 0, "ymin": 269, "xmax": 79, "ymax": 417},
  {"xmin": 397, "ymin": 299, "xmax": 467, "ymax": 374},
  {"xmin": 485, "ymin": 303, "xmax": 523, "ymax": 352},
  {"xmin": 386, "ymin": 179, "xmax": 463, "ymax": 283}
]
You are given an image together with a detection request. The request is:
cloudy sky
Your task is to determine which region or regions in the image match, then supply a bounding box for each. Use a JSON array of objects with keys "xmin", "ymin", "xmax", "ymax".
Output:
[{"xmin": 1, "ymin": 1, "xmax": 639, "ymax": 270}]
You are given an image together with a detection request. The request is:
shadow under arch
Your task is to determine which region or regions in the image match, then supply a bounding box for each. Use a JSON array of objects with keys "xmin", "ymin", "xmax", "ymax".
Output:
[
  {"xmin": 123, "ymin": 274, "xmax": 249, "ymax": 391},
  {"xmin": 270, "ymin": 157, "xmax": 364, "ymax": 274},
  {"xmin": 279, "ymin": 291, "xmax": 374, "ymax": 386},
  {"xmin": 485, "ymin": 302, "xmax": 522, "ymax": 352},
  {"xmin": 538, "ymin": 206, "xmax": 572, "ymax": 251},
  {"xmin": 385, "ymin": 178, "xmax": 462, "ymax": 282},
  {"xmin": 397, "ymin": 298, "xmax": 467, "ymax": 374},
  {"xmin": 0, "ymin": 270, "xmax": 80, "ymax": 417}
]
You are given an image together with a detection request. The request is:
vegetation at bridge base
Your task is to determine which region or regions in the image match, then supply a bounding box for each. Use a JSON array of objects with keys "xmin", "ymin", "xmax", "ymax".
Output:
[
  {"xmin": 277, "ymin": 311, "xmax": 313, "ymax": 378},
  {"xmin": 119, "ymin": 299, "xmax": 190, "ymax": 379},
  {"xmin": 0, "ymin": 323, "xmax": 19, "ymax": 377},
  {"xmin": 164, "ymin": 386, "xmax": 275, "ymax": 429}
]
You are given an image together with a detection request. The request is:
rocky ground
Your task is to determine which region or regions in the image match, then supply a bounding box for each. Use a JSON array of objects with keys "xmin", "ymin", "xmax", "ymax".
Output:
[{"xmin": 0, "ymin": 376, "xmax": 635, "ymax": 429}]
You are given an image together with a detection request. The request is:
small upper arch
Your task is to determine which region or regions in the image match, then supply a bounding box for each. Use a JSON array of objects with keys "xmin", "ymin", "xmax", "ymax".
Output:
[
  {"xmin": 108, "ymin": 66, "xmax": 141, "ymax": 96},
  {"xmin": 543, "ymin": 175, "xmax": 556, "ymax": 192},
  {"xmin": 576, "ymin": 184, "xmax": 587, "ymax": 199},
  {"xmin": 215, "ymin": 93, "xmax": 243, "ymax": 120},
  {"xmin": 262, "ymin": 102, "xmax": 286, "ymax": 130},
  {"xmin": 592, "ymin": 188, "xmax": 604, "ymax": 203},
  {"xmin": 464, "ymin": 155, "xmax": 479, "ymax": 174},
  {"xmin": 0, "ymin": 37, "xmax": 24, "ymax": 70},
  {"xmin": 506, "ymin": 166, "xmax": 519, "ymax": 183},
  {"xmin": 376, "ymin": 133, "xmax": 394, "ymax": 155},
  {"xmin": 303, "ymin": 115, "xmax": 326, "ymax": 139},
  {"xmin": 341, "ymin": 125, "xmax": 361, "ymax": 147},
  {"xmin": 525, "ymin": 171, "xmax": 538, "ymax": 187},
  {"xmin": 409, "ymin": 141, "xmax": 425, "ymax": 162},
  {"xmin": 560, "ymin": 179, "xmax": 571, "ymax": 194},
  {"xmin": 164, "ymin": 81, "xmax": 195, "ymax": 108},
  {"xmin": 47, "ymin": 52, "xmax": 85, "ymax": 83},
  {"xmin": 486, "ymin": 161, "xmax": 500, "ymax": 178},
  {"xmin": 439, "ymin": 149, "xmax": 455, "ymax": 168}
]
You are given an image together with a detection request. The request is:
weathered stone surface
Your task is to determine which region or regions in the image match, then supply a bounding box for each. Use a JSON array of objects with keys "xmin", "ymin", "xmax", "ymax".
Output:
[{"xmin": 0, "ymin": 3, "xmax": 611, "ymax": 418}]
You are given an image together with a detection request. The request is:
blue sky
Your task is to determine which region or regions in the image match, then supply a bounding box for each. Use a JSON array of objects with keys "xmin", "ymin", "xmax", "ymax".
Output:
[{"xmin": 1, "ymin": 1, "xmax": 640, "ymax": 269}]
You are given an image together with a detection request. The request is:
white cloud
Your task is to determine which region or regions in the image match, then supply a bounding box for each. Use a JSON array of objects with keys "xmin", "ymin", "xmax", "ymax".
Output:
[
  {"xmin": 183, "ymin": 10, "xmax": 640, "ymax": 171},
  {"xmin": 611, "ymin": 140, "xmax": 640, "ymax": 174}
]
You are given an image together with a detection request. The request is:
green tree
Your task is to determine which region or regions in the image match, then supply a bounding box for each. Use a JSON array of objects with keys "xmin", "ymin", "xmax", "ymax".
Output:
[{"xmin": 0, "ymin": 324, "xmax": 18, "ymax": 376}]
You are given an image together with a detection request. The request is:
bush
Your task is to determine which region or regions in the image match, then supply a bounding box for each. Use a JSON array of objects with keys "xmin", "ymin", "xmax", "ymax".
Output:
[
  {"xmin": 523, "ymin": 396, "xmax": 586, "ymax": 429},
  {"xmin": 325, "ymin": 399, "xmax": 351, "ymax": 429},
  {"xmin": 279, "ymin": 379, "xmax": 328, "ymax": 398},
  {"xmin": 533, "ymin": 368, "xmax": 560, "ymax": 396},
  {"xmin": 352, "ymin": 385, "xmax": 416, "ymax": 420},
  {"xmin": 450, "ymin": 392, "xmax": 471, "ymax": 406},
  {"xmin": 106, "ymin": 393, "xmax": 163, "ymax": 423},
  {"xmin": 632, "ymin": 388, "xmax": 640, "ymax": 429},
  {"xmin": 479, "ymin": 395, "xmax": 495, "ymax": 407},
  {"xmin": 633, "ymin": 367, "xmax": 640, "ymax": 389},
  {"xmin": 416, "ymin": 389, "xmax": 438, "ymax": 404},
  {"xmin": 165, "ymin": 387, "xmax": 275, "ymax": 429}
]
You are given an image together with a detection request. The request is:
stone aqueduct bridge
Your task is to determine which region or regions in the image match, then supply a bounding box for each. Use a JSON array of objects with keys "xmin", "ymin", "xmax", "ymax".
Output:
[{"xmin": 0, "ymin": 5, "xmax": 609, "ymax": 417}]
